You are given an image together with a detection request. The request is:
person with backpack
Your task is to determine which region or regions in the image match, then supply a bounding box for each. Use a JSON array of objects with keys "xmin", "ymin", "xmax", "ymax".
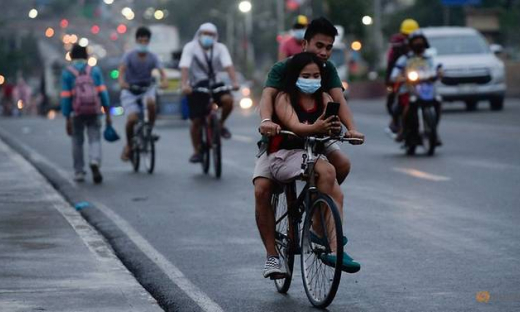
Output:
[
  {"xmin": 61, "ymin": 44, "xmax": 111, "ymax": 183},
  {"xmin": 385, "ymin": 19, "xmax": 419, "ymax": 135},
  {"xmin": 180, "ymin": 22, "xmax": 239, "ymax": 163}
]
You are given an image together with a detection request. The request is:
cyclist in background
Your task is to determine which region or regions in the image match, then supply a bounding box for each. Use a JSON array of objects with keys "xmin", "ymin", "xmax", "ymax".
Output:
[
  {"xmin": 278, "ymin": 15, "xmax": 308, "ymax": 61},
  {"xmin": 180, "ymin": 22, "xmax": 239, "ymax": 163},
  {"xmin": 118, "ymin": 26, "xmax": 168, "ymax": 162},
  {"xmin": 385, "ymin": 19, "xmax": 419, "ymax": 135}
]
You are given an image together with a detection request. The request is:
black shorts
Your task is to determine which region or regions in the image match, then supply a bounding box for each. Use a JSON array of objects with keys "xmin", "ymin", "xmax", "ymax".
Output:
[{"xmin": 187, "ymin": 81, "xmax": 231, "ymax": 120}]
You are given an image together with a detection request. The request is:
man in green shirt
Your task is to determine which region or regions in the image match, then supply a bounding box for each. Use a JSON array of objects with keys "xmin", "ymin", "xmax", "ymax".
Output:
[{"xmin": 254, "ymin": 17, "xmax": 365, "ymax": 279}]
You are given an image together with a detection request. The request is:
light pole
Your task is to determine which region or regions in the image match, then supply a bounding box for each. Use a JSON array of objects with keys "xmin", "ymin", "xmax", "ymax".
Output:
[
  {"xmin": 238, "ymin": 1, "xmax": 253, "ymax": 76},
  {"xmin": 209, "ymin": 9, "xmax": 235, "ymax": 59}
]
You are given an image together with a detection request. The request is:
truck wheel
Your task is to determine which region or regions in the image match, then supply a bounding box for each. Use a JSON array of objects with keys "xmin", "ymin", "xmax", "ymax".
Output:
[
  {"xmin": 490, "ymin": 97, "xmax": 504, "ymax": 111},
  {"xmin": 465, "ymin": 100, "xmax": 478, "ymax": 111}
]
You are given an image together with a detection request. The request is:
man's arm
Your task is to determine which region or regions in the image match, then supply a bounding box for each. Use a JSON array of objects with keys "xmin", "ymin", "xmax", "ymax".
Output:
[
  {"xmin": 224, "ymin": 66, "xmax": 239, "ymax": 90},
  {"xmin": 329, "ymin": 88, "xmax": 364, "ymax": 144},
  {"xmin": 180, "ymin": 67, "xmax": 191, "ymax": 95},
  {"xmin": 158, "ymin": 68, "xmax": 168, "ymax": 89},
  {"xmin": 258, "ymin": 87, "xmax": 280, "ymax": 136},
  {"xmin": 118, "ymin": 63, "xmax": 128, "ymax": 89}
]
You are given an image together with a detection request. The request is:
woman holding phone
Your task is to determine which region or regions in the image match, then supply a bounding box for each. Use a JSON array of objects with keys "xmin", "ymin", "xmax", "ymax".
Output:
[{"xmin": 267, "ymin": 52, "xmax": 360, "ymax": 272}]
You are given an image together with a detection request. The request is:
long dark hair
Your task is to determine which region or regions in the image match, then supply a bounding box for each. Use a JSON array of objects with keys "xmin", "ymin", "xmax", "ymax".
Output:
[{"xmin": 283, "ymin": 52, "xmax": 325, "ymax": 112}]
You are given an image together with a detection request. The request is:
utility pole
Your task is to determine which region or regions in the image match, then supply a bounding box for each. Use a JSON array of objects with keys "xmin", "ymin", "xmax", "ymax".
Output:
[
  {"xmin": 276, "ymin": 0, "xmax": 284, "ymax": 33},
  {"xmin": 373, "ymin": 0, "xmax": 384, "ymax": 69}
]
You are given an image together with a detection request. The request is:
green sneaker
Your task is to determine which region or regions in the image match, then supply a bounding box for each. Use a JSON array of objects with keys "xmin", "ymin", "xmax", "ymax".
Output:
[{"xmin": 320, "ymin": 252, "xmax": 361, "ymax": 274}]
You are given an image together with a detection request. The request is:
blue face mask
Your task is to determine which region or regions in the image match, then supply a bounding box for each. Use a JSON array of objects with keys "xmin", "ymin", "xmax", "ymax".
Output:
[
  {"xmin": 296, "ymin": 78, "xmax": 321, "ymax": 94},
  {"xmin": 136, "ymin": 44, "xmax": 148, "ymax": 53},
  {"xmin": 199, "ymin": 35, "xmax": 215, "ymax": 48},
  {"xmin": 293, "ymin": 29, "xmax": 306, "ymax": 41}
]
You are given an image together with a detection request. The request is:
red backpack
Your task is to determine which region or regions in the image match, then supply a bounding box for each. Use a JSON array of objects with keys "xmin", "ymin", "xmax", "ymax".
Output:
[{"xmin": 68, "ymin": 65, "xmax": 101, "ymax": 116}]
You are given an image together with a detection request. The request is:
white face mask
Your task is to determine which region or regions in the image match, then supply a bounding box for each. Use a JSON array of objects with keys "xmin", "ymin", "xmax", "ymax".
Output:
[{"xmin": 199, "ymin": 35, "xmax": 215, "ymax": 48}]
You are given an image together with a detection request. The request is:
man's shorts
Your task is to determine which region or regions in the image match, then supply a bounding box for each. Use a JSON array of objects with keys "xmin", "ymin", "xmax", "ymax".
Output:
[
  {"xmin": 120, "ymin": 87, "xmax": 156, "ymax": 116},
  {"xmin": 252, "ymin": 142, "xmax": 341, "ymax": 183},
  {"xmin": 187, "ymin": 82, "xmax": 231, "ymax": 120}
]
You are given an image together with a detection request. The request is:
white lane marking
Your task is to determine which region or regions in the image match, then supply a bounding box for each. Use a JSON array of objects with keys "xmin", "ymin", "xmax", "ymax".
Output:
[
  {"xmin": 231, "ymin": 134, "xmax": 254, "ymax": 143},
  {"xmin": 0, "ymin": 131, "xmax": 225, "ymax": 312},
  {"xmin": 92, "ymin": 201, "xmax": 225, "ymax": 312},
  {"xmin": 393, "ymin": 167, "xmax": 451, "ymax": 182}
]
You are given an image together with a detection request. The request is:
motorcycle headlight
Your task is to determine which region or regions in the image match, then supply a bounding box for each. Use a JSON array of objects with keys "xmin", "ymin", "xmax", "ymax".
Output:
[{"xmin": 407, "ymin": 71, "xmax": 419, "ymax": 82}]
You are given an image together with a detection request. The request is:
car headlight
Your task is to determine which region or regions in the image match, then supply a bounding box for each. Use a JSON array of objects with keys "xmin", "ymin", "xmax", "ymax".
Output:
[{"xmin": 491, "ymin": 63, "xmax": 505, "ymax": 83}]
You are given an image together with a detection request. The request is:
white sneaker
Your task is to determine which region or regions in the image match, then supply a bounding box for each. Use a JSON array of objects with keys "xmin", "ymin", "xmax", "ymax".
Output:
[
  {"xmin": 74, "ymin": 172, "xmax": 85, "ymax": 182},
  {"xmin": 263, "ymin": 256, "xmax": 287, "ymax": 279}
]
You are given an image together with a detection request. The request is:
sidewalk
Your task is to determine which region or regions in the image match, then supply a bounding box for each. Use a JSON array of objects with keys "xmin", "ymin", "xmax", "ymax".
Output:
[{"xmin": 0, "ymin": 139, "xmax": 163, "ymax": 312}]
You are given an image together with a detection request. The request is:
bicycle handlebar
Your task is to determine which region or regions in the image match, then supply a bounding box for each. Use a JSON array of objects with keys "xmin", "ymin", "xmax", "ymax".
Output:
[
  {"xmin": 279, "ymin": 130, "xmax": 363, "ymax": 144},
  {"xmin": 193, "ymin": 85, "xmax": 235, "ymax": 94}
]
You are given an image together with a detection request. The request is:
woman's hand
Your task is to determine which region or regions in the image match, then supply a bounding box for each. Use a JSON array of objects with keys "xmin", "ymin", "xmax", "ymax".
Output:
[{"xmin": 313, "ymin": 112, "xmax": 341, "ymax": 135}]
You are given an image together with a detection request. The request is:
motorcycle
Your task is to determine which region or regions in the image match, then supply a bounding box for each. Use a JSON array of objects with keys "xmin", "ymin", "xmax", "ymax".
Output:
[{"xmin": 401, "ymin": 65, "xmax": 441, "ymax": 156}]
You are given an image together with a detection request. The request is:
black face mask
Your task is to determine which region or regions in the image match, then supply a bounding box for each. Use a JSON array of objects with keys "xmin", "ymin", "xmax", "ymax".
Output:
[{"xmin": 411, "ymin": 44, "xmax": 425, "ymax": 54}]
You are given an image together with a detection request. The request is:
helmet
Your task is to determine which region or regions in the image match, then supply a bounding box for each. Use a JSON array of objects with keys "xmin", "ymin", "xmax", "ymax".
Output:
[
  {"xmin": 408, "ymin": 30, "xmax": 430, "ymax": 49},
  {"xmin": 103, "ymin": 124, "xmax": 120, "ymax": 142},
  {"xmin": 293, "ymin": 15, "xmax": 309, "ymax": 29},
  {"xmin": 400, "ymin": 19, "xmax": 419, "ymax": 35}
]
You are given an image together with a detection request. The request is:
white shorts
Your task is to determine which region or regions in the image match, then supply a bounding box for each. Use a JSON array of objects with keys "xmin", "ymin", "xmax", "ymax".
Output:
[{"xmin": 120, "ymin": 87, "xmax": 156, "ymax": 116}]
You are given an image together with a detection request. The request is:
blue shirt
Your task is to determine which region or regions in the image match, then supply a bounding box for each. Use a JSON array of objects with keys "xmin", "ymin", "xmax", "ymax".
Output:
[
  {"xmin": 60, "ymin": 61, "xmax": 110, "ymax": 117},
  {"xmin": 121, "ymin": 50, "xmax": 162, "ymax": 85}
]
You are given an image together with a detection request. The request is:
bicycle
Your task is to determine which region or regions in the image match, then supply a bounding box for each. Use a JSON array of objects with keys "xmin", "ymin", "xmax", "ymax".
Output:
[
  {"xmin": 128, "ymin": 84, "xmax": 157, "ymax": 174},
  {"xmin": 271, "ymin": 130, "xmax": 362, "ymax": 308},
  {"xmin": 192, "ymin": 85, "xmax": 234, "ymax": 179}
]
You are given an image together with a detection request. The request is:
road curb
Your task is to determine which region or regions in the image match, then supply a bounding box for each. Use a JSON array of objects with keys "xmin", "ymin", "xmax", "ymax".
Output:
[{"xmin": 0, "ymin": 127, "xmax": 193, "ymax": 312}]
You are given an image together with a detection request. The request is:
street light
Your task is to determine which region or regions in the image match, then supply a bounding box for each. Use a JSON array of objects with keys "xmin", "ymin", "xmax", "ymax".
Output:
[
  {"xmin": 103, "ymin": 0, "xmax": 114, "ymax": 4},
  {"xmin": 238, "ymin": 1, "xmax": 253, "ymax": 76},
  {"xmin": 154, "ymin": 10, "xmax": 164, "ymax": 20},
  {"xmin": 238, "ymin": 1, "xmax": 252, "ymax": 13},
  {"xmin": 362, "ymin": 15, "xmax": 373, "ymax": 25},
  {"xmin": 28, "ymin": 9, "xmax": 38, "ymax": 19},
  {"xmin": 79, "ymin": 38, "xmax": 89, "ymax": 47}
]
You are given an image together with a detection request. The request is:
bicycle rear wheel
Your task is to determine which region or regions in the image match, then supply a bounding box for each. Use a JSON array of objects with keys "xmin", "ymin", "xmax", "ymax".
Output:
[
  {"xmin": 211, "ymin": 115, "xmax": 222, "ymax": 178},
  {"xmin": 200, "ymin": 122, "xmax": 210, "ymax": 174},
  {"xmin": 273, "ymin": 182, "xmax": 297, "ymax": 293},
  {"xmin": 301, "ymin": 193, "xmax": 343, "ymax": 309}
]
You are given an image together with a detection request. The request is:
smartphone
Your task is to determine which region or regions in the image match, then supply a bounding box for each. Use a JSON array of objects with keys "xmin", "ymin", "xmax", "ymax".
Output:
[{"xmin": 324, "ymin": 102, "xmax": 340, "ymax": 119}]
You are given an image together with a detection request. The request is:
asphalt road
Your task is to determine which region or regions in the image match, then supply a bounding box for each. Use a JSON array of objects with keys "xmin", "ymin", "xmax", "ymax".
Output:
[{"xmin": 1, "ymin": 98, "xmax": 519, "ymax": 312}]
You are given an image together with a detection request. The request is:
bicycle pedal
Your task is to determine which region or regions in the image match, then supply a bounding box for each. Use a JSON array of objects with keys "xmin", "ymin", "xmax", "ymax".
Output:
[{"xmin": 269, "ymin": 273, "xmax": 288, "ymax": 280}]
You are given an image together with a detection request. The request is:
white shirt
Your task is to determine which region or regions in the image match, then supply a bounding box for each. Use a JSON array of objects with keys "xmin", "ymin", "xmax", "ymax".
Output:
[{"xmin": 179, "ymin": 41, "xmax": 233, "ymax": 86}]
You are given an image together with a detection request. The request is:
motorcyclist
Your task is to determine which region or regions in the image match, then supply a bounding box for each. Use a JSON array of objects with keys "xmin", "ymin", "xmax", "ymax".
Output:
[
  {"xmin": 390, "ymin": 31, "xmax": 442, "ymax": 144},
  {"xmin": 278, "ymin": 15, "xmax": 308, "ymax": 61},
  {"xmin": 385, "ymin": 19, "xmax": 419, "ymax": 135}
]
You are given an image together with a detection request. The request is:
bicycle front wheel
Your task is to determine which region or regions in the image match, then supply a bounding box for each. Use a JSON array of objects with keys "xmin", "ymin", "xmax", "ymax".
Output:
[
  {"xmin": 131, "ymin": 137, "xmax": 140, "ymax": 173},
  {"xmin": 143, "ymin": 136, "xmax": 155, "ymax": 174},
  {"xmin": 301, "ymin": 193, "xmax": 343, "ymax": 308},
  {"xmin": 211, "ymin": 115, "xmax": 222, "ymax": 178},
  {"xmin": 273, "ymin": 182, "xmax": 297, "ymax": 293},
  {"xmin": 422, "ymin": 106, "xmax": 437, "ymax": 156}
]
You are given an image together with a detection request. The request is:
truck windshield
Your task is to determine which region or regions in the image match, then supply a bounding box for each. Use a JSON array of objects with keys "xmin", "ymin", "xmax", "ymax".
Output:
[{"xmin": 428, "ymin": 35, "xmax": 489, "ymax": 55}]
